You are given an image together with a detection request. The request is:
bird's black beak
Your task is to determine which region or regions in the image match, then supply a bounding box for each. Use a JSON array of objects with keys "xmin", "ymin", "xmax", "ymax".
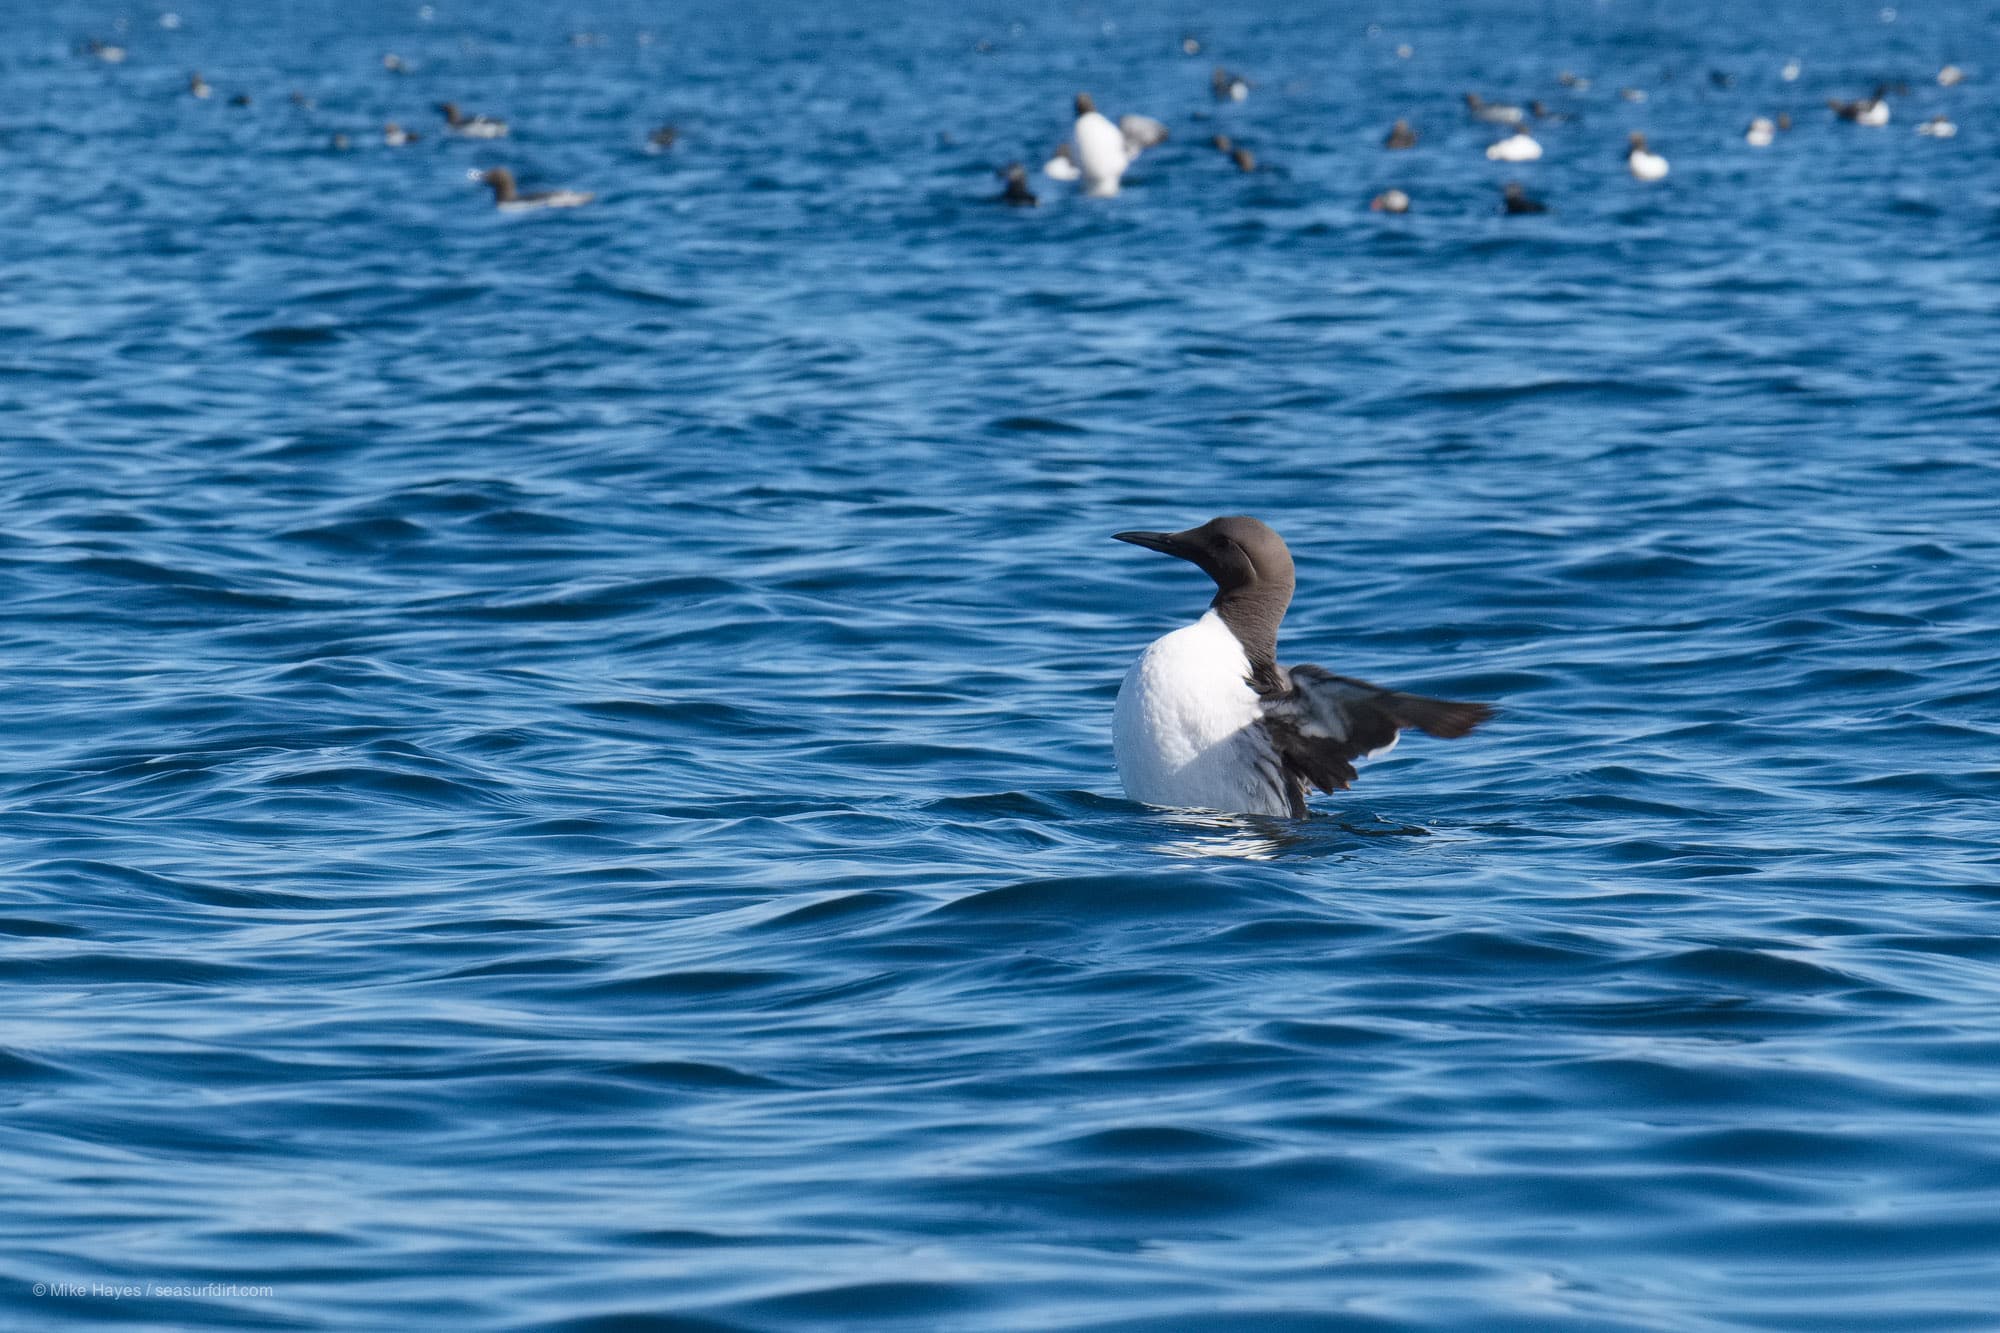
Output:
[{"xmin": 1113, "ymin": 530, "xmax": 1185, "ymax": 556}]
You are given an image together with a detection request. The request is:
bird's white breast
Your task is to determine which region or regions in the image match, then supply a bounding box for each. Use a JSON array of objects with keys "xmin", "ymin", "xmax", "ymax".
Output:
[
  {"xmin": 1113, "ymin": 611, "xmax": 1285, "ymax": 815},
  {"xmin": 1075, "ymin": 111, "xmax": 1130, "ymax": 195},
  {"xmin": 1486, "ymin": 134, "xmax": 1542, "ymax": 162}
]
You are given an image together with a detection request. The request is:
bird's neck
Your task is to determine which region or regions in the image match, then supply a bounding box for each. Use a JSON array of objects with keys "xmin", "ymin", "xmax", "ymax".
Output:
[{"xmin": 1211, "ymin": 585, "xmax": 1289, "ymax": 694}]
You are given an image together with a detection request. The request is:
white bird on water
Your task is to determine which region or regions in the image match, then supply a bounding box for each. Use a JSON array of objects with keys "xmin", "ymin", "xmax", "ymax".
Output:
[
  {"xmin": 1486, "ymin": 127, "xmax": 1542, "ymax": 162},
  {"xmin": 1067, "ymin": 93, "xmax": 1167, "ymax": 197},
  {"xmin": 1111, "ymin": 517, "xmax": 1492, "ymax": 817},
  {"xmin": 1074, "ymin": 93, "xmax": 1127, "ymax": 195},
  {"xmin": 1626, "ymin": 132, "xmax": 1669, "ymax": 180},
  {"xmin": 1829, "ymin": 88, "xmax": 1890, "ymax": 126}
]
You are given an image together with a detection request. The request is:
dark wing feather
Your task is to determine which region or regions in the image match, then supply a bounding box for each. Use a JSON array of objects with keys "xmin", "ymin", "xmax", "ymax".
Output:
[{"xmin": 1260, "ymin": 664, "xmax": 1493, "ymax": 815}]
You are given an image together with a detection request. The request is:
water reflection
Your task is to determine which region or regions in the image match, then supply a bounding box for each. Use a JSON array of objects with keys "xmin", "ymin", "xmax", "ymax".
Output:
[{"xmin": 1148, "ymin": 807, "xmax": 1431, "ymax": 860}]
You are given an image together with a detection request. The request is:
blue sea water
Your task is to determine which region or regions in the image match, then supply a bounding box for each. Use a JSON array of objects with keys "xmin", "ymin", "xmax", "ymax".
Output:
[{"xmin": 7, "ymin": 0, "xmax": 2000, "ymax": 1327}]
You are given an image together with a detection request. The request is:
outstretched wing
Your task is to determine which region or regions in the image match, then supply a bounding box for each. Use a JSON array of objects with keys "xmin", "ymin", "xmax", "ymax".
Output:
[
  {"xmin": 1118, "ymin": 114, "xmax": 1170, "ymax": 156},
  {"xmin": 1260, "ymin": 664, "xmax": 1492, "ymax": 816}
]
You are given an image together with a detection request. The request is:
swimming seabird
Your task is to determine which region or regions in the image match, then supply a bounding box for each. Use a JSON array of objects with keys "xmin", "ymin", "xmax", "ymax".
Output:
[
  {"xmin": 1384, "ymin": 119, "xmax": 1418, "ymax": 150},
  {"xmin": 1369, "ymin": 188, "xmax": 1410, "ymax": 213},
  {"xmin": 1626, "ymin": 132, "xmax": 1669, "ymax": 180},
  {"xmin": 1486, "ymin": 127, "xmax": 1542, "ymax": 161},
  {"xmin": 1916, "ymin": 114, "xmax": 1957, "ymax": 137},
  {"xmin": 1230, "ymin": 146, "xmax": 1256, "ymax": 172},
  {"xmin": 1745, "ymin": 116, "xmax": 1775, "ymax": 147},
  {"xmin": 1042, "ymin": 142, "xmax": 1081, "ymax": 181},
  {"xmin": 998, "ymin": 162, "xmax": 1038, "ymax": 206},
  {"xmin": 1112, "ymin": 517, "xmax": 1491, "ymax": 817},
  {"xmin": 83, "ymin": 39, "xmax": 127, "ymax": 63},
  {"xmin": 1072, "ymin": 92, "xmax": 1132, "ymax": 196},
  {"xmin": 383, "ymin": 122, "xmax": 420, "ymax": 146},
  {"xmin": 1501, "ymin": 181, "xmax": 1547, "ymax": 214},
  {"xmin": 646, "ymin": 124, "xmax": 678, "ymax": 152},
  {"xmin": 474, "ymin": 167, "xmax": 592, "ymax": 210},
  {"xmin": 1937, "ymin": 64, "xmax": 1964, "ymax": 87},
  {"xmin": 439, "ymin": 101, "xmax": 509, "ymax": 138},
  {"xmin": 1829, "ymin": 88, "xmax": 1890, "ymax": 125},
  {"xmin": 188, "ymin": 72, "xmax": 212, "ymax": 99},
  {"xmin": 1212, "ymin": 67, "xmax": 1250, "ymax": 102},
  {"xmin": 1464, "ymin": 93, "xmax": 1523, "ymax": 125}
]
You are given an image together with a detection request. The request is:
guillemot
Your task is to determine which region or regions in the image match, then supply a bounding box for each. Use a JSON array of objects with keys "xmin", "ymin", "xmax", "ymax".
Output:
[
  {"xmin": 1485, "ymin": 126, "xmax": 1542, "ymax": 161},
  {"xmin": 439, "ymin": 101, "xmax": 509, "ymax": 138},
  {"xmin": 1829, "ymin": 88, "xmax": 1890, "ymax": 126},
  {"xmin": 1626, "ymin": 132, "xmax": 1668, "ymax": 180},
  {"xmin": 998, "ymin": 162, "xmax": 1038, "ymax": 206},
  {"xmin": 1464, "ymin": 93, "xmax": 1523, "ymax": 126},
  {"xmin": 474, "ymin": 168, "xmax": 593, "ymax": 210},
  {"xmin": 1068, "ymin": 93, "xmax": 1166, "ymax": 197},
  {"xmin": 1072, "ymin": 93, "xmax": 1126, "ymax": 195},
  {"xmin": 1112, "ymin": 517, "xmax": 1491, "ymax": 818}
]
